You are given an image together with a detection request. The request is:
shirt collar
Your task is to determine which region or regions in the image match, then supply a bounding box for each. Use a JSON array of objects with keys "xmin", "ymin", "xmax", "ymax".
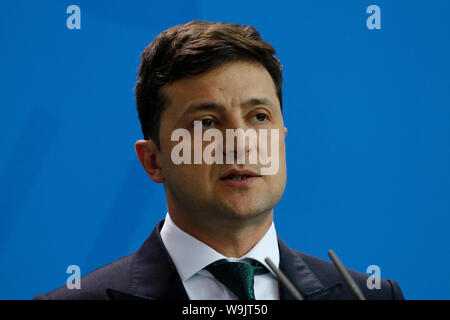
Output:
[{"xmin": 160, "ymin": 212, "xmax": 280, "ymax": 281}]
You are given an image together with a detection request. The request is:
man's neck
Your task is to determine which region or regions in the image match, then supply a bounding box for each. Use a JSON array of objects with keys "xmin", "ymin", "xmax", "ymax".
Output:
[{"xmin": 167, "ymin": 209, "xmax": 273, "ymax": 258}]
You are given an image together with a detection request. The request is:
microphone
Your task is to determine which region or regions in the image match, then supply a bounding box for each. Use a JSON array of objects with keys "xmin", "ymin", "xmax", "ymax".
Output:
[
  {"xmin": 327, "ymin": 250, "xmax": 366, "ymax": 300},
  {"xmin": 265, "ymin": 257, "xmax": 304, "ymax": 300}
]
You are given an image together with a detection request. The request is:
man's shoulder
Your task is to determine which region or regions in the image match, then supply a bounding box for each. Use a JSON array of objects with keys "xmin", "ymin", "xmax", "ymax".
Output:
[
  {"xmin": 34, "ymin": 253, "xmax": 135, "ymax": 300},
  {"xmin": 290, "ymin": 249, "xmax": 404, "ymax": 300}
]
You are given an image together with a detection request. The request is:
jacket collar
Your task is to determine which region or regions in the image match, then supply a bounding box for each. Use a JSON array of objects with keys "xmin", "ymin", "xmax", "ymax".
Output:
[
  {"xmin": 107, "ymin": 220, "xmax": 339, "ymax": 300},
  {"xmin": 127, "ymin": 219, "xmax": 189, "ymax": 300}
]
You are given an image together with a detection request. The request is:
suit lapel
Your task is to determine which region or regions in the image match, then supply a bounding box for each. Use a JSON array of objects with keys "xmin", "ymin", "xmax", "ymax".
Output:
[
  {"xmin": 277, "ymin": 236, "xmax": 341, "ymax": 300},
  {"xmin": 126, "ymin": 219, "xmax": 189, "ymax": 300}
]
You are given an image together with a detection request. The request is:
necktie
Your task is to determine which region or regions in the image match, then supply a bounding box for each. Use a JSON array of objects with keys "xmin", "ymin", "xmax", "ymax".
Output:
[{"xmin": 205, "ymin": 259, "xmax": 268, "ymax": 300}]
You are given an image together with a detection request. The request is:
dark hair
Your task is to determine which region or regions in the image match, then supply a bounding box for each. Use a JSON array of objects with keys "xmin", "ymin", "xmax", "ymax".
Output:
[{"xmin": 135, "ymin": 20, "xmax": 283, "ymax": 148}]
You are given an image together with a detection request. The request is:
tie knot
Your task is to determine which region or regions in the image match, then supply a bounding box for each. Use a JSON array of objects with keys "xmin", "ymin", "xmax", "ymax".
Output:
[{"xmin": 204, "ymin": 259, "xmax": 268, "ymax": 300}]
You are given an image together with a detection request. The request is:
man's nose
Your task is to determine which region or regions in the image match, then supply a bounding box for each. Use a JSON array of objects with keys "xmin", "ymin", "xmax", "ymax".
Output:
[{"xmin": 222, "ymin": 117, "xmax": 257, "ymax": 163}]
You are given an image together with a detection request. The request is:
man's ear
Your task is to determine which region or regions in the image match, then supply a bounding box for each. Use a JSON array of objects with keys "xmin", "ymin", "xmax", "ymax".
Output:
[
  {"xmin": 135, "ymin": 140, "xmax": 165, "ymax": 183},
  {"xmin": 284, "ymin": 127, "xmax": 288, "ymax": 136}
]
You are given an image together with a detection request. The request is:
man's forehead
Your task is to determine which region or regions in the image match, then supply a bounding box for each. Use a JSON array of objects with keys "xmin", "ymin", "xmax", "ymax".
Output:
[{"xmin": 161, "ymin": 61, "xmax": 278, "ymax": 113}]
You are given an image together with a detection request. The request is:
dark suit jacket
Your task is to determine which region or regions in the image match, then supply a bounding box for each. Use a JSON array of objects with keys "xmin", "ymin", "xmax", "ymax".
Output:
[{"xmin": 34, "ymin": 220, "xmax": 404, "ymax": 300}]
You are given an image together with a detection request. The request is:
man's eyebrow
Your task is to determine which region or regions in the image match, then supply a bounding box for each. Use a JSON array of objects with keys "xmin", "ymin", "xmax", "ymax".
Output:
[
  {"xmin": 241, "ymin": 97, "xmax": 275, "ymax": 108},
  {"xmin": 182, "ymin": 97, "xmax": 275, "ymax": 117},
  {"xmin": 181, "ymin": 102, "xmax": 226, "ymax": 117}
]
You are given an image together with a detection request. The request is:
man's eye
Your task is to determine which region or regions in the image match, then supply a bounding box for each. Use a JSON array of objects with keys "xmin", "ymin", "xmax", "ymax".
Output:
[
  {"xmin": 200, "ymin": 118, "xmax": 214, "ymax": 128},
  {"xmin": 253, "ymin": 113, "xmax": 268, "ymax": 122}
]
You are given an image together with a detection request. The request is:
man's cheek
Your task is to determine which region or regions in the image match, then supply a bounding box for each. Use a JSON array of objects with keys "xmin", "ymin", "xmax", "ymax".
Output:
[{"xmin": 173, "ymin": 164, "xmax": 207, "ymax": 180}]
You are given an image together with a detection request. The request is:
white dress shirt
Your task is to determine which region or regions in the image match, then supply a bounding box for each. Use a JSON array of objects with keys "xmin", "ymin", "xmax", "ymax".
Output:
[{"xmin": 160, "ymin": 212, "xmax": 280, "ymax": 300}]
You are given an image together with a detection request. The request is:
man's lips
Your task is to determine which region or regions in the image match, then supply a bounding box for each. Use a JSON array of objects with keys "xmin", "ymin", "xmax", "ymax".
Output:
[
  {"xmin": 219, "ymin": 168, "xmax": 261, "ymax": 188},
  {"xmin": 219, "ymin": 168, "xmax": 261, "ymax": 180}
]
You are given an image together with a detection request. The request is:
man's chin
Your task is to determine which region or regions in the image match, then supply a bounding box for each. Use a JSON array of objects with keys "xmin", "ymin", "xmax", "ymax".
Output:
[{"xmin": 214, "ymin": 201, "xmax": 273, "ymax": 222}]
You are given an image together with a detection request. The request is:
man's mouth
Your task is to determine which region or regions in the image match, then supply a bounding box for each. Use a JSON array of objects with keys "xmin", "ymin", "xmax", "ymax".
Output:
[
  {"xmin": 220, "ymin": 169, "xmax": 261, "ymax": 181},
  {"xmin": 221, "ymin": 174, "xmax": 254, "ymax": 181}
]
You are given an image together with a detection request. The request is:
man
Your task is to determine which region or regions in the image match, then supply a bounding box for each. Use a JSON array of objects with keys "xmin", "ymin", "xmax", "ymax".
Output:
[{"xmin": 34, "ymin": 20, "xmax": 404, "ymax": 300}]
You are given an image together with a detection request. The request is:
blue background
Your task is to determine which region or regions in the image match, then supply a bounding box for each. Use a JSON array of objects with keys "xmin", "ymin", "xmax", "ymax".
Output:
[{"xmin": 1, "ymin": 0, "xmax": 449, "ymax": 299}]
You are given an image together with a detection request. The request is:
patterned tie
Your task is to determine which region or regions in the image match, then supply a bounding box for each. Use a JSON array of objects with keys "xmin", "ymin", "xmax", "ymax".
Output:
[{"xmin": 205, "ymin": 259, "xmax": 269, "ymax": 300}]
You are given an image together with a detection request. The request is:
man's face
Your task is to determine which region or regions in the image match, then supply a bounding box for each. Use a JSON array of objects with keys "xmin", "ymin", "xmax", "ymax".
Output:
[{"xmin": 153, "ymin": 60, "xmax": 287, "ymax": 222}]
